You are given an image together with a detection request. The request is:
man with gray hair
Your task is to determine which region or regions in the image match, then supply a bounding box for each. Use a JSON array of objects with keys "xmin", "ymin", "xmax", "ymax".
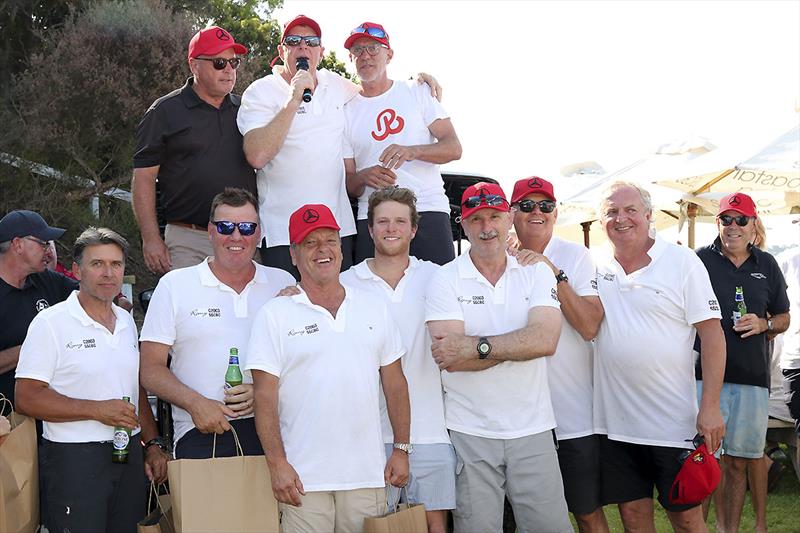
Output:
[
  {"xmin": 16, "ymin": 227, "xmax": 152, "ymax": 532},
  {"xmin": 592, "ymin": 181, "xmax": 726, "ymax": 531}
]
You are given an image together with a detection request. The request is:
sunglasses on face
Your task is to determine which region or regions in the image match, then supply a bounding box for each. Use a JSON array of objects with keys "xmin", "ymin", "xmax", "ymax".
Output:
[
  {"xmin": 282, "ymin": 35, "xmax": 321, "ymax": 47},
  {"xmin": 194, "ymin": 57, "xmax": 242, "ymax": 70},
  {"xmin": 718, "ymin": 214, "xmax": 752, "ymax": 227},
  {"xmin": 350, "ymin": 25, "xmax": 387, "ymax": 40},
  {"xmin": 514, "ymin": 199, "xmax": 556, "ymax": 214},
  {"xmin": 349, "ymin": 43, "xmax": 386, "ymax": 57},
  {"xmin": 462, "ymin": 193, "xmax": 508, "ymax": 209},
  {"xmin": 211, "ymin": 221, "xmax": 258, "ymax": 236}
]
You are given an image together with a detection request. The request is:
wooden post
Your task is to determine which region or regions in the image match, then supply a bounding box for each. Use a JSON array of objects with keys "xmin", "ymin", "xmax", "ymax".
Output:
[
  {"xmin": 581, "ymin": 221, "xmax": 592, "ymax": 248},
  {"xmin": 687, "ymin": 202, "xmax": 698, "ymax": 248}
]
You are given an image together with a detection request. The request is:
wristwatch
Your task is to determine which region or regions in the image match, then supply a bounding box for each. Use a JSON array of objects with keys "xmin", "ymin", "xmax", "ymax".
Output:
[
  {"xmin": 767, "ymin": 319, "xmax": 774, "ymax": 332},
  {"xmin": 477, "ymin": 337, "xmax": 492, "ymax": 359},
  {"xmin": 555, "ymin": 270, "xmax": 569, "ymax": 284},
  {"xmin": 143, "ymin": 436, "xmax": 168, "ymax": 453},
  {"xmin": 393, "ymin": 443, "xmax": 414, "ymax": 455}
]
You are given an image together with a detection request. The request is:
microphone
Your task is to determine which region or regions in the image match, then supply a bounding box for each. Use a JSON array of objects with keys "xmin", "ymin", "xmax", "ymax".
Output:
[{"xmin": 295, "ymin": 58, "xmax": 312, "ymax": 103}]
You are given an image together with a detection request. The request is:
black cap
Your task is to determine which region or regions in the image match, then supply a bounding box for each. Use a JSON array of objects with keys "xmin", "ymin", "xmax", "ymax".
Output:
[{"xmin": 0, "ymin": 210, "xmax": 66, "ymax": 243}]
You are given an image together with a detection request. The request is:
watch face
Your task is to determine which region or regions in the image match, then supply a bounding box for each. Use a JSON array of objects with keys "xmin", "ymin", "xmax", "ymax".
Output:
[{"xmin": 478, "ymin": 342, "xmax": 490, "ymax": 355}]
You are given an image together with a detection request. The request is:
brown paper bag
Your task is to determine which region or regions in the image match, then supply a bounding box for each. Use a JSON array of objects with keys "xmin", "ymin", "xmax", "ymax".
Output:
[
  {"xmin": 137, "ymin": 481, "xmax": 174, "ymax": 533},
  {"xmin": 0, "ymin": 395, "xmax": 39, "ymax": 533},
  {"xmin": 363, "ymin": 487, "xmax": 427, "ymax": 533},
  {"xmin": 167, "ymin": 429, "xmax": 278, "ymax": 532}
]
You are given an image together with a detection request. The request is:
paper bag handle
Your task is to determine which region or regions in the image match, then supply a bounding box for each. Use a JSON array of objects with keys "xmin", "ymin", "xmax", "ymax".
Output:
[
  {"xmin": 386, "ymin": 484, "xmax": 411, "ymax": 514},
  {"xmin": 0, "ymin": 394, "xmax": 11, "ymax": 417},
  {"xmin": 211, "ymin": 424, "xmax": 243, "ymax": 458},
  {"xmin": 146, "ymin": 480, "xmax": 170, "ymax": 514}
]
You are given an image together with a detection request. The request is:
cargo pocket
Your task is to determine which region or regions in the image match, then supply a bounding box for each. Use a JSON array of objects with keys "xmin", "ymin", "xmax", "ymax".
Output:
[{"xmin": 451, "ymin": 454, "xmax": 472, "ymax": 520}]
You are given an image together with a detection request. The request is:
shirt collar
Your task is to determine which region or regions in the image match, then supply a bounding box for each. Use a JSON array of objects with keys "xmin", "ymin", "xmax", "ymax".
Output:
[
  {"xmin": 65, "ymin": 291, "xmax": 129, "ymax": 333},
  {"xmin": 456, "ymin": 251, "xmax": 520, "ymax": 281},
  {"xmin": 180, "ymin": 77, "xmax": 238, "ymax": 109},
  {"xmin": 197, "ymin": 258, "xmax": 264, "ymax": 288},
  {"xmin": 710, "ymin": 236, "xmax": 759, "ymax": 265},
  {"xmin": 352, "ymin": 256, "xmax": 420, "ymax": 281}
]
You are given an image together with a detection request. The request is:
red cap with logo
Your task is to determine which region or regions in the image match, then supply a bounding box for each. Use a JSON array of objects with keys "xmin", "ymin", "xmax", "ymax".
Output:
[
  {"xmin": 188, "ymin": 26, "xmax": 248, "ymax": 59},
  {"xmin": 344, "ymin": 22, "xmax": 391, "ymax": 49},
  {"xmin": 289, "ymin": 204, "xmax": 340, "ymax": 245},
  {"xmin": 717, "ymin": 192, "xmax": 757, "ymax": 218},
  {"xmin": 668, "ymin": 442, "xmax": 721, "ymax": 505},
  {"xmin": 511, "ymin": 176, "xmax": 557, "ymax": 204},
  {"xmin": 282, "ymin": 14, "xmax": 322, "ymax": 40},
  {"xmin": 460, "ymin": 182, "xmax": 510, "ymax": 221}
]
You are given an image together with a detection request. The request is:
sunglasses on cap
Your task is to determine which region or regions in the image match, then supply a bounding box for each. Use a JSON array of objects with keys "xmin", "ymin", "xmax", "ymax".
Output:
[
  {"xmin": 194, "ymin": 57, "xmax": 242, "ymax": 70},
  {"xmin": 677, "ymin": 434, "xmax": 706, "ymax": 463},
  {"xmin": 514, "ymin": 199, "xmax": 556, "ymax": 214},
  {"xmin": 350, "ymin": 24, "xmax": 387, "ymax": 40},
  {"xmin": 462, "ymin": 193, "xmax": 508, "ymax": 209},
  {"xmin": 718, "ymin": 214, "xmax": 752, "ymax": 227},
  {"xmin": 211, "ymin": 220, "xmax": 258, "ymax": 236},
  {"xmin": 283, "ymin": 35, "xmax": 321, "ymax": 47},
  {"xmin": 350, "ymin": 43, "xmax": 387, "ymax": 57}
]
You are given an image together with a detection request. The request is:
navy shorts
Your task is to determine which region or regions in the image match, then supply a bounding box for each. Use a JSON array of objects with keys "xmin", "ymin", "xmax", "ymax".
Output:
[{"xmin": 557, "ymin": 434, "xmax": 603, "ymax": 515}]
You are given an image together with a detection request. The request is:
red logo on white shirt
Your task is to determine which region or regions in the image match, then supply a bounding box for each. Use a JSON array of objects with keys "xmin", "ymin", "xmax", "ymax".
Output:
[{"xmin": 371, "ymin": 109, "xmax": 404, "ymax": 141}]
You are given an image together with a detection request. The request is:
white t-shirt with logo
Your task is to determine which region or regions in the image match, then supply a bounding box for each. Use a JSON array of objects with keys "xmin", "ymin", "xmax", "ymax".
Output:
[
  {"xmin": 16, "ymin": 292, "xmax": 140, "ymax": 443},
  {"xmin": 237, "ymin": 69, "xmax": 359, "ymax": 246},
  {"xmin": 139, "ymin": 259, "xmax": 295, "ymax": 444},
  {"xmin": 593, "ymin": 237, "xmax": 721, "ymax": 448},
  {"xmin": 245, "ymin": 287, "xmax": 404, "ymax": 492},
  {"xmin": 341, "ymin": 257, "xmax": 450, "ymax": 444},
  {"xmin": 544, "ymin": 236, "xmax": 598, "ymax": 440},
  {"xmin": 343, "ymin": 81, "xmax": 450, "ymax": 219},
  {"xmin": 425, "ymin": 252, "xmax": 560, "ymax": 439}
]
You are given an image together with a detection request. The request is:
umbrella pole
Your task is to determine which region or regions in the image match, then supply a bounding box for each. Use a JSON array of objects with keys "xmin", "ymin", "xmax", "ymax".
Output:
[
  {"xmin": 581, "ymin": 221, "xmax": 592, "ymax": 248},
  {"xmin": 687, "ymin": 202, "xmax": 698, "ymax": 248}
]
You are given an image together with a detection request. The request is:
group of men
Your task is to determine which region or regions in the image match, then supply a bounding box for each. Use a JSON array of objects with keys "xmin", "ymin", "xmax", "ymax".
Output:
[{"xmin": 0, "ymin": 10, "xmax": 796, "ymax": 533}]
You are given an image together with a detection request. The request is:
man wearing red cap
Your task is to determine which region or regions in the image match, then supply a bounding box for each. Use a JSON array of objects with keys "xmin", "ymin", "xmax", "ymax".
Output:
[
  {"xmin": 342, "ymin": 22, "xmax": 462, "ymax": 266},
  {"xmin": 237, "ymin": 15, "xmax": 440, "ymax": 280},
  {"xmin": 246, "ymin": 203, "xmax": 411, "ymax": 531},
  {"xmin": 133, "ymin": 26, "xmax": 256, "ymax": 274},
  {"xmin": 425, "ymin": 182, "xmax": 572, "ymax": 532},
  {"xmin": 695, "ymin": 192, "xmax": 789, "ymax": 532},
  {"xmin": 508, "ymin": 176, "xmax": 609, "ymax": 532}
]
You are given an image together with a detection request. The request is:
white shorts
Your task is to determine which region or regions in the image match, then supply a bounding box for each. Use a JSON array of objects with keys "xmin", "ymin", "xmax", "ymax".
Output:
[{"xmin": 384, "ymin": 443, "xmax": 456, "ymax": 511}]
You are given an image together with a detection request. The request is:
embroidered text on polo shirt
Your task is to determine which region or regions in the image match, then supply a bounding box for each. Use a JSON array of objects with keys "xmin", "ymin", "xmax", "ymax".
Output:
[
  {"xmin": 65, "ymin": 338, "xmax": 97, "ymax": 350},
  {"xmin": 190, "ymin": 307, "xmax": 221, "ymax": 318},
  {"xmin": 457, "ymin": 295, "xmax": 485, "ymax": 304},
  {"xmin": 287, "ymin": 322, "xmax": 320, "ymax": 337}
]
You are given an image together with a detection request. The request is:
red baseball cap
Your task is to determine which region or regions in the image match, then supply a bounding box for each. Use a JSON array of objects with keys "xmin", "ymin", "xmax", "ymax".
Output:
[
  {"xmin": 188, "ymin": 26, "xmax": 248, "ymax": 59},
  {"xmin": 511, "ymin": 176, "xmax": 557, "ymax": 204},
  {"xmin": 344, "ymin": 22, "xmax": 391, "ymax": 50},
  {"xmin": 282, "ymin": 14, "xmax": 322, "ymax": 40},
  {"xmin": 668, "ymin": 442, "xmax": 721, "ymax": 505},
  {"xmin": 717, "ymin": 192, "xmax": 757, "ymax": 218},
  {"xmin": 289, "ymin": 204, "xmax": 340, "ymax": 245},
  {"xmin": 460, "ymin": 182, "xmax": 510, "ymax": 220}
]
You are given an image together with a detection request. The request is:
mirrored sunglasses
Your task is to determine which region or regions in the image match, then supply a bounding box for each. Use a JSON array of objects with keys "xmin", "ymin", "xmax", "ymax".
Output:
[
  {"xmin": 350, "ymin": 25, "xmax": 387, "ymax": 39},
  {"xmin": 194, "ymin": 57, "xmax": 242, "ymax": 70},
  {"xmin": 718, "ymin": 214, "xmax": 752, "ymax": 227},
  {"xmin": 282, "ymin": 35, "xmax": 321, "ymax": 47},
  {"xmin": 462, "ymin": 193, "xmax": 508, "ymax": 209},
  {"xmin": 515, "ymin": 199, "xmax": 556, "ymax": 214},
  {"xmin": 212, "ymin": 221, "xmax": 258, "ymax": 236}
]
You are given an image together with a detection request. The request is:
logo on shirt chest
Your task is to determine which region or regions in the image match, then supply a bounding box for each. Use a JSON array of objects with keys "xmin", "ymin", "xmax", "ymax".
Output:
[
  {"xmin": 598, "ymin": 273, "xmax": 616, "ymax": 282},
  {"xmin": 190, "ymin": 308, "xmax": 221, "ymax": 318},
  {"xmin": 287, "ymin": 323, "xmax": 320, "ymax": 337},
  {"xmin": 34, "ymin": 299, "xmax": 50, "ymax": 312},
  {"xmin": 458, "ymin": 295, "xmax": 485, "ymax": 305},
  {"xmin": 371, "ymin": 108, "xmax": 405, "ymax": 141},
  {"xmin": 65, "ymin": 338, "xmax": 97, "ymax": 350},
  {"xmin": 750, "ymin": 273, "xmax": 766, "ymax": 280}
]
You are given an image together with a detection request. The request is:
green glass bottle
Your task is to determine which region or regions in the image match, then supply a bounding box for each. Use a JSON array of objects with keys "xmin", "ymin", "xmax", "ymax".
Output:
[
  {"xmin": 225, "ymin": 348, "xmax": 243, "ymax": 389},
  {"xmin": 112, "ymin": 396, "xmax": 131, "ymax": 464},
  {"xmin": 733, "ymin": 286, "xmax": 747, "ymax": 324}
]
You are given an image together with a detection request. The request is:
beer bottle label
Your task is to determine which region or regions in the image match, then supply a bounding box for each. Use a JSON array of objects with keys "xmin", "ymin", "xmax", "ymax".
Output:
[{"xmin": 113, "ymin": 429, "xmax": 130, "ymax": 451}]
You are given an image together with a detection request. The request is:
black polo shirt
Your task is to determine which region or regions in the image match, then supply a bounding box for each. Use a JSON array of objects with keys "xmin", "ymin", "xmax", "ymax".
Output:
[
  {"xmin": 695, "ymin": 237, "xmax": 790, "ymax": 388},
  {"xmin": 0, "ymin": 270, "xmax": 77, "ymax": 403},
  {"xmin": 133, "ymin": 78, "xmax": 256, "ymax": 227}
]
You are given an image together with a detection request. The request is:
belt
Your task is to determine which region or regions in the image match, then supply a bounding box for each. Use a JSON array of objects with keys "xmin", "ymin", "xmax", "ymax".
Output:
[{"xmin": 167, "ymin": 221, "xmax": 206, "ymax": 231}]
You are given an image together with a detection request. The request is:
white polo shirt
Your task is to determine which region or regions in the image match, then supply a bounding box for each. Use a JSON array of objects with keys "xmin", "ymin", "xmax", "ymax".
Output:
[
  {"xmin": 341, "ymin": 257, "xmax": 450, "ymax": 445},
  {"xmin": 16, "ymin": 292, "xmax": 140, "ymax": 443},
  {"xmin": 343, "ymin": 81, "xmax": 450, "ymax": 219},
  {"xmin": 425, "ymin": 252, "xmax": 560, "ymax": 439},
  {"xmin": 593, "ymin": 236, "xmax": 721, "ymax": 448},
  {"xmin": 237, "ymin": 69, "xmax": 359, "ymax": 246},
  {"xmin": 544, "ymin": 236, "xmax": 598, "ymax": 440},
  {"xmin": 139, "ymin": 259, "xmax": 295, "ymax": 444},
  {"xmin": 245, "ymin": 286, "xmax": 404, "ymax": 492}
]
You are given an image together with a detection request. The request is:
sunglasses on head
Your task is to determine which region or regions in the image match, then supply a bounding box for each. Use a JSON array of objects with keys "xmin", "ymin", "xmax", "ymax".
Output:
[
  {"xmin": 194, "ymin": 57, "xmax": 242, "ymax": 70},
  {"xmin": 211, "ymin": 221, "xmax": 258, "ymax": 236},
  {"xmin": 462, "ymin": 193, "xmax": 508, "ymax": 209},
  {"xmin": 718, "ymin": 214, "xmax": 752, "ymax": 227},
  {"xmin": 515, "ymin": 199, "xmax": 556, "ymax": 214},
  {"xmin": 282, "ymin": 35, "xmax": 321, "ymax": 47},
  {"xmin": 350, "ymin": 25, "xmax": 387, "ymax": 40}
]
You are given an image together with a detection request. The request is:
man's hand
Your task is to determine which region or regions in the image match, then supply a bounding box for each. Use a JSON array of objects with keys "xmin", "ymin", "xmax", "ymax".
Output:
[
  {"xmin": 733, "ymin": 313, "xmax": 767, "ymax": 338},
  {"xmin": 268, "ymin": 458, "xmax": 305, "ymax": 506},
  {"xmin": 379, "ymin": 144, "xmax": 417, "ymax": 170},
  {"xmin": 142, "ymin": 236, "xmax": 171, "ymax": 274},
  {"xmin": 277, "ymin": 285, "xmax": 301, "ymax": 297},
  {"xmin": 288, "ymin": 69, "xmax": 314, "ymax": 105},
  {"xmin": 144, "ymin": 445, "xmax": 170, "ymax": 484},
  {"xmin": 513, "ymin": 249, "xmax": 557, "ymax": 270},
  {"xmin": 188, "ymin": 397, "xmax": 235, "ymax": 434},
  {"xmin": 384, "ymin": 449, "xmax": 410, "ymax": 487},
  {"xmin": 357, "ymin": 165, "xmax": 397, "ymax": 189},
  {"xmin": 696, "ymin": 404, "xmax": 725, "ymax": 454},
  {"xmin": 94, "ymin": 399, "xmax": 139, "ymax": 430},
  {"xmin": 431, "ymin": 332, "xmax": 472, "ymax": 370},
  {"xmin": 416, "ymin": 72, "xmax": 442, "ymax": 102},
  {"xmin": 224, "ymin": 384, "xmax": 254, "ymax": 417}
]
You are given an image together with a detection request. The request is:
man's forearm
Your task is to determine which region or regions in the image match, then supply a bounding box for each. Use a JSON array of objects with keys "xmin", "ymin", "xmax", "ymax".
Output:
[
  {"xmin": 131, "ymin": 170, "xmax": 161, "ymax": 240},
  {"xmin": 767, "ymin": 312, "xmax": 790, "ymax": 336},
  {"xmin": 243, "ymin": 102, "xmax": 299, "ymax": 169},
  {"xmin": 138, "ymin": 384, "xmax": 159, "ymax": 442},
  {"xmin": 16, "ymin": 380, "xmax": 101, "ymax": 422},
  {"xmin": 697, "ymin": 320, "xmax": 726, "ymax": 407},
  {"xmin": 252, "ymin": 372, "xmax": 287, "ymax": 462},
  {"xmin": 381, "ymin": 364, "xmax": 410, "ymax": 443},
  {"xmin": 408, "ymin": 134, "xmax": 461, "ymax": 165},
  {"xmin": 140, "ymin": 362, "xmax": 205, "ymax": 414},
  {"xmin": 484, "ymin": 310, "xmax": 561, "ymax": 362},
  {"xmin": 0, "ymin": 345, "xmax": 20, "ymax": 375}
]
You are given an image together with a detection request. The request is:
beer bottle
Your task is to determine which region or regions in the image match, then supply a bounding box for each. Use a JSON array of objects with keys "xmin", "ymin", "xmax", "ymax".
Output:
[
  {"xmin": 112, "ymin": 396, "xmax": 132, "ymax": 464},
  {"xmin": 225, "ymin": 348, "xmax": 243, "ymax": 389},
  {"xmin": 733, "ymin": 286, "xmax": 747, "ymax": 324}
]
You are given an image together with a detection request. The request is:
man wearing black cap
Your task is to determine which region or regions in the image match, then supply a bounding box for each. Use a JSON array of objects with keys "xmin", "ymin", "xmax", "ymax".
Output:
[
  {"xmin": 0, "ymin": 210, "xmax": 76, "ymax": 404},
  {"xmin": 133, "ymin": 26, "xmax": 256, "ymax": 274}
]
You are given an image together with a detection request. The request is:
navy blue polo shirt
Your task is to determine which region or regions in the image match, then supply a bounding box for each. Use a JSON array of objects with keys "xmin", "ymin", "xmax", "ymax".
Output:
[
  {"xmin": 0, "ymin": 269, "xmax": 77, "ymax": 403},
  {"xmin": 134, "ymin": 78, "xmax": 256, "ymax": 227},
  {"xmin": 695, "ymin": 237, "xmax": 789, "ymax": 388}
]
